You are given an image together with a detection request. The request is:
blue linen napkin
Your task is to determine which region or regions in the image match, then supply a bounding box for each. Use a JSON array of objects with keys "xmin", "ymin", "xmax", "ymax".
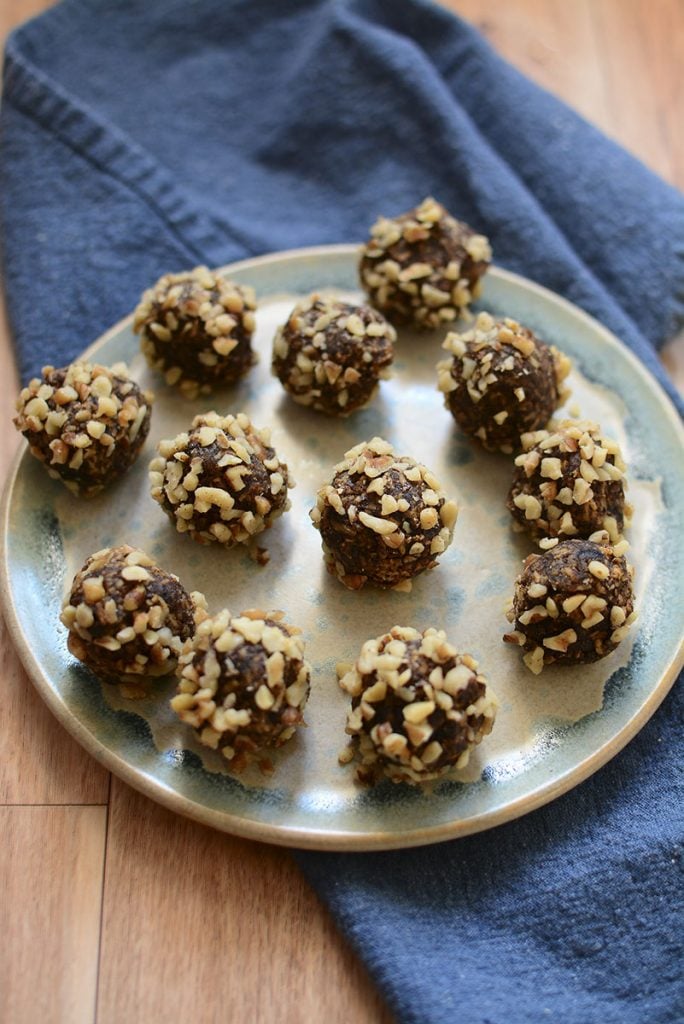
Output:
[{"xmin": 1, "ymin": 2, "xmax": 682, "ymax": 1021}]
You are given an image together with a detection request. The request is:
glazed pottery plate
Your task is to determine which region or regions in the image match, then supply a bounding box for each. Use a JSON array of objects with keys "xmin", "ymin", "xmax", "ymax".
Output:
[{"xmin": 2, "ymin": 246, "xmax": 682, "ymax": 850}]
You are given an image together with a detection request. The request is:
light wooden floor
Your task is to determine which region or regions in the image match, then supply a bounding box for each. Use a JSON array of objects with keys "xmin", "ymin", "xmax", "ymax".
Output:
[{"xmin": 1, "ymin": 2, "xmax": 682, "ymax": 1022}]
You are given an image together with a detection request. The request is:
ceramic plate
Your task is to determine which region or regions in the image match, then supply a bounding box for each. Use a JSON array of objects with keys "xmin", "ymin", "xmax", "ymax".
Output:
[{"xmin": 2, "ymin": 246, "xmax": 682, "ymax": 850}]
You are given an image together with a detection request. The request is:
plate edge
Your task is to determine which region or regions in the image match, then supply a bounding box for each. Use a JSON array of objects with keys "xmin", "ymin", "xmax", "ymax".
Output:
[{"xmin": 1, "ymin": 247, "xmax": 682, "ymax": 850}]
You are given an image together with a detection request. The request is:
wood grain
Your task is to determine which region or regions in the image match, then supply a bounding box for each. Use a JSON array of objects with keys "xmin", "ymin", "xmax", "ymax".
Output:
[
  {"xmin": 0, "ymin": 0, "xmax": 53, "ymax": 39},
  {"xmin": 589, "ymin": 0, "xmax": 684, "ymax": 191},
  {"xmin": 447, "ymin": 0, "xmax": 684, "ymax": 190},
  {"xmin": 96, "ymin": 780, "xmax": 390, "ymax": 1024},
  {"xmin": 452, "ymin": 0, "xmax": 613, "ymax": 142},
  {"xmin": 0, "ymin": 3, "xmax": 681, "ymax": 1023},
  {"xmin": 0, "ymin": 805, "xmax": 106, "ymax": 1024}
]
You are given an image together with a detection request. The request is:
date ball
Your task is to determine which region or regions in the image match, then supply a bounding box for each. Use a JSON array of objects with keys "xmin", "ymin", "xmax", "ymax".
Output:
[
  {"xmin": 508, "ymin": 420, "xmax": 629, "ymax": 543},
  {"xmin": 359, "ymin": 196, "xmax": 491, "ymax": 329},
  {"xmin": 437, "ymin": 312, "xmax": 571, "ymax": 453},
  {"xmin": 503, "ymin": 539, "xmax": 636, "ymax": 674},
  {"xmin": 60, "ymin": 545, "xmax": 204, "ymax": 683},
  {"xmin": 310, "ymin": 436, "xmax": 458, "ymax": 591},
  {"xmin": 339, "ymin": 625, "xmax": 497, "ymax": 784},
  {"xmin": 272, "ymin": 294, "xmax": 395, "ymax": 415},
  {"xmin": 171, "ymin": 609, "xmax": 310, "ymax": 767},
  {"xmin": 14, "ymin": 362, "xmax": 152, "ymax": 497},
  {"xmin": 149, "ymin": 411, "xmax": 292, "ymax": 551},
  {"xmin": 133, "ymin": 266, "xmax": 257, "ymax": 399}
]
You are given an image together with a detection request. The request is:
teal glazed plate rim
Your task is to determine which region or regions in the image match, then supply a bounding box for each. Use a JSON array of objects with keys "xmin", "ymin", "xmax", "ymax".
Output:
[{"xmin": 1, "ymin": 245, "xmax": 682, "ymax": 851}]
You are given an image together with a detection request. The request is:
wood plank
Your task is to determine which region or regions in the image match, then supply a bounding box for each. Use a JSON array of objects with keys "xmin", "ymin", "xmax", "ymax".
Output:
[
  {"xmin": 450, "ymin": 0, "xmax": 613, "ymax": 136},
  {"xmin": 96, "ymin": 780, "xmax": 392, "ymax": 1024},
  {"xmin": 0, "ymin": 805, "xmax": 107, "ymax": 1024},
  {"xmin": 0, "ymin": 0, "xmax": 54, "ymax": 40},
  {"xmin": 589, "ymin": 0, "xmax": 684, "ymax": 190},
  {"xmin": 447, "ymin": 0, "xmax": 683, "ymax": 190}
]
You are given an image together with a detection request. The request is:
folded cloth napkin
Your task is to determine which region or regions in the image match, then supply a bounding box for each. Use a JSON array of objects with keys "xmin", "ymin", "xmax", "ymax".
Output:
[{"xmin": 1, "ymin": 1, "xmax": 682, "ymax": 1022}]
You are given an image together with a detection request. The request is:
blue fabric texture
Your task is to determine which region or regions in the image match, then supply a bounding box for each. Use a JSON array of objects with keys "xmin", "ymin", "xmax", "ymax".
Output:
[{"xmin": 1, "ymin": 2, "xmax": 682, "ymax": 1022}]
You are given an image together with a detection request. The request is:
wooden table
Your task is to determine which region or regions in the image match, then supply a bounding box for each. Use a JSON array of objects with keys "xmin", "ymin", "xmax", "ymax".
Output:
[{"xmin": 1, "ymin": 3, "xmax": 681, "ymax": 1021}]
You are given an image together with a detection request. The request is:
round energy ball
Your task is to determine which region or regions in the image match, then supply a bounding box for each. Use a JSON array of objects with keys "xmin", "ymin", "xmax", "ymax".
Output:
[
  {"xmin": 359, "ymin": 196, "xmax": 491, "ymax": 329},
  {"xmin": 14, "ymin": 362, "xmax": 153, "ymax": 497},
  {"xmin": 507, "ymin": 420, "xmax": 629, "ymax": 543},
  {"xmin": 133, "ymin": 266, "xmax": 257, "ymax": 399},
  {"xmin": 503, "ymin": 539, "xmax": 636, "ymax": 674},
  {"xmin": 272, "ymin": 294, "xmax": 395, "ymax": 415},
  {"xmin": 339, "ymin": 625, "xmax": 497, "ymax": 784},
  {"xmin": 60, "ymin": 545, "xmax": 203, "ymax": 683},
  {"xmin": 171, "ymin": 608, "xmax": 310, "ymax": 767},
  {"xmin": 310, "ymin": 437, "xmax": 458, "ymax": 591},
  {"xmin": 437, "ymin": 312, "xmax": 571, "ymax": 453},
  {"xmin": 149, "ymin": 411, "xmax": 292, "ymax": 553}
]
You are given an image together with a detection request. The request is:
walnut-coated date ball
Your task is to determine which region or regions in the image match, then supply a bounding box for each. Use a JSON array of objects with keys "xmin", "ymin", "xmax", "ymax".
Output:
[
  {"xmin": 133, "ymin": 266, "xmax": 257, "ymax": 399},
  {"xmin": 437, "ymin": 312, "xmax": 571, "ymax": 453},
  {"xmin": 508, "ymin": 420, "xmax": 629, "ymax": 543},
  {"xmin": 310, "ymin": 437, "xmax": 458, "ymax": 591},
  {"xmin": 60, "ymin": 545, "xmax": 204, "ymax": 683},
  {"xmin": 339, "ymin": 626, "xmax": 497, "ymax": 784},
  {"xmin": 359, "ymin": 196, "xmax": 491, "ymax": 329},
  {"xmin": 149, "ymin": 411, "xmax": 293, "ymax": 553},
  {"xmin": 171, "ymin": 609, "xmax": 310, "ymax": 767},
  {"xmin": 503, "ymin": 539, "xmax": 636, "ymax": 674},
  {"xmin": 14, "ymin": 362, "xmax": 153, "ymax": 497},
  {"xmin": 272, "ymin": 294, "xmax": 395, "ymax": 415}
]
